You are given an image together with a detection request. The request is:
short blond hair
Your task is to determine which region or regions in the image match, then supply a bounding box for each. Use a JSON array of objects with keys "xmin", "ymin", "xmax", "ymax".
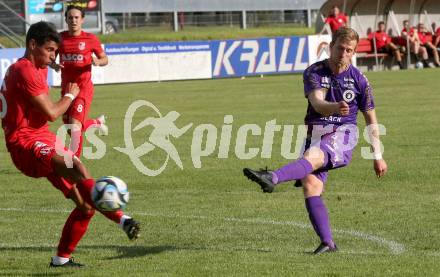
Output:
[{"xmin": 331, "ymin": 27, "xmax": 359, "ymax": 46}]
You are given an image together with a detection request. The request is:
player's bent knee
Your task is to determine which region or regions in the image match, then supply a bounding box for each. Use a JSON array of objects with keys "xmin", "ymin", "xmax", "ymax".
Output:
[
  {"xmin": 72, "ymin": 157, "xmax": 92, "ymax": 180},
  {"xmin": 302, "ymin": 175, "xmax": 324, "ymax": 197},
  {"xmin": 74, "ymin": 207, "xmax": 95, "ymax": 218},
  {"xmin": 52, "ymin": 154, "xmax": 91, "ymax": 183},
  {"xmin": 304, "ymin": 148, "xmax": 325, "ymax": 170}
]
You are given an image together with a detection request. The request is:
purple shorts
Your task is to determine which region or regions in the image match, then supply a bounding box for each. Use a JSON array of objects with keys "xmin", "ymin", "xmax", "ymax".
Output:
[{"xmin": 297, "ymin": 124, "xmax": 358, "ymax": 185}]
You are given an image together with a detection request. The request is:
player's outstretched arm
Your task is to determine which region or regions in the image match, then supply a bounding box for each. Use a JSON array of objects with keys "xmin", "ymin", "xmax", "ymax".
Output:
[
  {"xmin": 29, "ymin": 82, "xmax": 80, "ymax": 122},
  {"xmin": 92, "ymin": 51, "xmax": 108, "ymax": 66},
  {"xmin": 308, "ymin": 89, "xmax": 349, "ymax": 116},
  {"xmin": 362, "ymin": 109, "xmax": 388, "ymax": 178}
]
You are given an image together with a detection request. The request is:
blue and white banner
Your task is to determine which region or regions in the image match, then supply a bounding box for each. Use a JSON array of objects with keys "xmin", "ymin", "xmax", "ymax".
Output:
[
  {"xmin": 0, "ymin": 48, "xmax": 24, "ymax": 81},
  {"xmin": 105, "ymin": 41, "xmax": 211, "ymax": 55},
  {"xmin": 211, "ymin": 36, "xmax": 309, "ymax": 78},
  {"xmin": 0, "ymin": 35, "xmax": 333, "ymax": 85},
  {"xmin": 0, "ymin": 48, "xmax": 57, "ymax": 86},
  {"xmin": 95, "ymin": 41, "xmax": 212, "ymax": 84}
]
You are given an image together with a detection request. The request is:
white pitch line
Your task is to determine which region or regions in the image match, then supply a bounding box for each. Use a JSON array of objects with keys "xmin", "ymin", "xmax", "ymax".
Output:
[
  {"xmin": 131, "ymin": 211, "xmax": 406, "ymax": 255},
  {"xmin": 334, "ymin": 228, "xmax": 405, "ymax": 255},
  {"xmin": 0, "ymin": 207, "xmax": 405, "ymax": 255}
]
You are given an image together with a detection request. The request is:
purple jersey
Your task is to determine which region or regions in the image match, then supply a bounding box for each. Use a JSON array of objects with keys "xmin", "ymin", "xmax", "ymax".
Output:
[{"xmin": 303, "ymin": 60, "xmax": 374, "ymax": 126}]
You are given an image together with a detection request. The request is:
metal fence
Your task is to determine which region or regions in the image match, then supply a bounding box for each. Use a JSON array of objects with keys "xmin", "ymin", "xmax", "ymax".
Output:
[{"xmin": 108, "ymin": 10, "xmax": 320, "ymax": 32}]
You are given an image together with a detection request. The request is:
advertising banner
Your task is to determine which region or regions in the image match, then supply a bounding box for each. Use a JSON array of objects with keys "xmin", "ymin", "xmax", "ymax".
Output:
[
  {"xmin": 211, "ymin": 36, "xmax": 309, "ymax": 78},
  {"xmin": 0, "ymin": 48, "xmax": 24, "ymax": 81},
  {"xmin": 307, "ymin": 34, "xmax": 357, "ymax": 66},
  {"xmin": 51, "ymin": 41, "xmax": 213, "ymax": 85},
  {"xmin": 0, "ymin": 48, "xmax": 55, "ymax": 86},
  {"xmin": 28, "ymin": 0, "xmax": 100, "ymax": 15},
  {"xmin": 0, "ymin": 35, "xmax": 336, "ymax": 85}
]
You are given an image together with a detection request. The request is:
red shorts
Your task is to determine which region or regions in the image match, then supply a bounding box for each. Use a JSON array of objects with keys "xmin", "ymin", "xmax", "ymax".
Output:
[
  {"xmin": 393, "ymin": 37, "xmax": 407, "ymax": 47},
  {"xmin": 62, "ymin": 83, "xmax": 94, "ymax": 126},
  {"xmin": 7, "ymin": 132, "xmax": 76, "ymax": 197}
]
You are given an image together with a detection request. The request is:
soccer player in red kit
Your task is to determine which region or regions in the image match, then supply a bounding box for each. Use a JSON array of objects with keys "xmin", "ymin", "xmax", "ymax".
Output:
[
  {"xmin": 321, "ymin": 6, "xmax": 348, "ymax": 35},
  {"xmin": 1, "ymin": 21, "xmax": 140, "ymax": 268},
  {"xmin": 55, "ymin": 5, "xmax": 109, "ymax": 158}
]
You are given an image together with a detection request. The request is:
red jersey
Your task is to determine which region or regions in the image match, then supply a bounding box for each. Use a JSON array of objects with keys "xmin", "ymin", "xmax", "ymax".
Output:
[
  {"xmin": 426, "ymin": 32, "xmax": 433, "ymax": 43},
  {"xmin": 418, "ymin": 31, "xmax": 432, "ymax": 44},
  {"xmin": 436, "ymin": 27, "xmax": 440, "ymax": 37},
  {"xmin": 59, "ymin": 31, "xmax": 103, "ymax": 88},
  {"xmin": 1, "ymin": 58, "xmax": 50, "ymax": 147},
  {"xmin": 325, "ymin": 14, "xmax": 348, "ymax": 32},
  {"xmin": 369, "ymin": 31, "xmax": 391, "ymax": 49},
  {"xmin": 401, "ymin": 27, "xmax": 415, "ymax": 37}
]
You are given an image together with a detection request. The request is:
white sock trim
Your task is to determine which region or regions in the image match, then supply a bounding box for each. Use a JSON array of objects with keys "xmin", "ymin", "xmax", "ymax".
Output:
[
  {"xmin": 51, "ymin": 256, "xmax": 70, "ymax": 265},
  {"xmin": 119, "ymin": 215, "xmax": 131, "ymax": 229}
]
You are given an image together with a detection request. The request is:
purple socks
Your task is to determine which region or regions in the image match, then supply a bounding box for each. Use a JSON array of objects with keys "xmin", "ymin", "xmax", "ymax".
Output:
[
  {"xmin": 272, "ymin": 158, "xmax": 313, "ymax": 184},
  {"xmin": 270, "ymin": 159, "xmax": 334, "ymax": 247},
  {"xmin": 305, "ymin": 196, "xmax": 334, "ymax": 247}
]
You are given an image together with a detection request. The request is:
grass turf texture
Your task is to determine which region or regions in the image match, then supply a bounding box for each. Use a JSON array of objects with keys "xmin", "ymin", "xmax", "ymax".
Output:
[{"xmin": 0, "ymin": 69, "xmax": 439, "ymax": 275}]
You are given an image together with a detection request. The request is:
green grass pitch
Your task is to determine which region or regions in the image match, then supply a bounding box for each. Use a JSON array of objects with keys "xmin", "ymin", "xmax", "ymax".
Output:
[{"xmin": 0, "ymin": 69, "xmax": 439, "ymax": 275}]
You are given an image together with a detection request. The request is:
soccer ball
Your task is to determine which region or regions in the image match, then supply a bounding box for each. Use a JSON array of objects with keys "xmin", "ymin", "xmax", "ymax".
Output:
[
  {"xmin": 415, "ymin": 61, "xmax": 424, "ymax": 69},
  {"xmin": 92, "ymin": 176, "xmax": 129, "ymax": 211}
]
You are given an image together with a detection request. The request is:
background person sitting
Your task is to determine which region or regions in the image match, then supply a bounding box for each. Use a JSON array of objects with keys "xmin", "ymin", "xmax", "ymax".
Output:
[
  {"xmin": 434, "ymin": 23, "xmax": 440, "ymax": 49},
  {"xmin": 397, "ymin": 20, "xmax": 430, "ymax": 68},
  {"xmin": 417, "ymin": 23, "xmax": 440, "ymax": 67},
  {"xmin": 369, "ymin": 21, "xmax": 404, "ymax": 69}
]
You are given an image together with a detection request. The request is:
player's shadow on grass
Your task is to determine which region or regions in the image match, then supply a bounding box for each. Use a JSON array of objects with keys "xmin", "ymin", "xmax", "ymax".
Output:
[
  {"xmin": 103, "ymin": 245, "xmax": 178, "ymax": 260},
  {"xmin": 0, "ymin": 273, "xmax": 66, "ymax": 277},
  {"xmin": 0, "ymin": 244, "xmax": 177, "ymax": 260}
]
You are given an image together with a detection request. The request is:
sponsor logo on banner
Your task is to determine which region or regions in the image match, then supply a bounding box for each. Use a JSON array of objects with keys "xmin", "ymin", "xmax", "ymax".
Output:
[
  {"xmin": 308, "ymin": 34, "xmax": 332, "ymax": 65},
  {"xmin": 316, "ymin": 41, "xmax": 330, "ymax": 61},
  {"xmin": 211, "ymin": 37, "xmax": 309, "ymax": 78},
  {"xmin": 308, "ymin": 34, "xmax": 357, "ymax": 66}
]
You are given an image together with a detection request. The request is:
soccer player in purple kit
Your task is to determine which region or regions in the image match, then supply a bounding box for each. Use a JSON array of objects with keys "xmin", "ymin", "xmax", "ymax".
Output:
[{"xmin": 243, "ymin": 27, "xmax": 388, "ymax": 254}]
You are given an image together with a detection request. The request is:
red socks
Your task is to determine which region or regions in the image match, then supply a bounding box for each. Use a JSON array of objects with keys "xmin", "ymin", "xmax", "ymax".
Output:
[
  {"xmin": 56, "ymin": 179, "xmax": 123, "ymax": 257},
  {"xmin": 83, "ymin": 119, "xmax": 101, "ymax": 130}
]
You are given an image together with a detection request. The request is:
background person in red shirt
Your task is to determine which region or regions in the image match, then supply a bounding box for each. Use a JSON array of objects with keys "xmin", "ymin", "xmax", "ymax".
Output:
[
  {"xmin": 321, "ymin": 5, "xmax": 348, "ymax": 35},
  {"xmin": 53, "ymin": 5, "xmax": 109, "ymax": 158},
  {"xmin": 434, "ymin": 24, "xmax": 440, "ymax": 48},
  {"xmin": 401, "ymin": 20, "xmax": 420, "ymax": 53},
  {"xmin": 1, "ymin": 21, "xmax": 140, "ymax": 268},
  {"xmin": 417, "ymin": 23, "xmax": 440, "ymax": 67},
  {"xmin": 398, "ymin": 20, "xmax": 430, "ymax": 68},
  {"xmin": 369, "ymin": 21, "xmax": 403, "ymax": 69}
]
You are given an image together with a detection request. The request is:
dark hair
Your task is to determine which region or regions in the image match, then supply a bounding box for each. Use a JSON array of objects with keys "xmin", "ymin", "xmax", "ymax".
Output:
[
  {"xmin": 331, "ymin": 27, "xmax": 359, "ymax": 46},
  {"xmin": 65, "ymin": 5, "xmax": 85, "ymax": 18},
  {"xmin": 378, "ymin": 21, "xmax": 385, "ymax": 26},
  {"xmin": 26, "ymin": 21, "xmax": 60, "ymax": 47}
]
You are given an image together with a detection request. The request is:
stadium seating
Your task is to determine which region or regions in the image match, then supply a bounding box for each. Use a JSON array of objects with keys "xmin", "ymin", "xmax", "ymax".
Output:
[
  {"xmin": 356, "ymin": 38, "xmax": 388, "ymax": 59},
  {"xmin": 356, "ymin": 38, "xmax": 388, "ymax": 70}
]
